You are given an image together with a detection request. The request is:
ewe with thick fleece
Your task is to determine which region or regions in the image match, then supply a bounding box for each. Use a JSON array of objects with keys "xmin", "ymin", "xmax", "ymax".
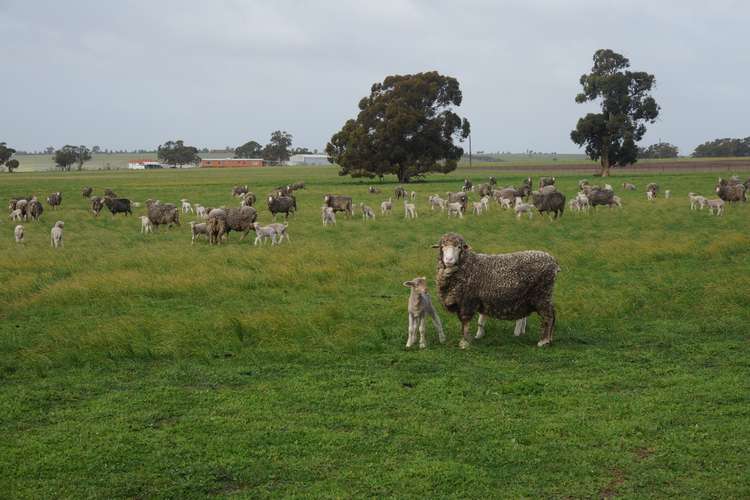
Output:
[
  {"xmin": 50, "ymin": 221, "xmax": 64, "ymax": 248},
  {"xmin": 434, "ymin": 233, "xmax": 560, "ymax": 349},
  {"xmin": 403, "ymin": 277, "xmax": 445, "ymax": 349}
]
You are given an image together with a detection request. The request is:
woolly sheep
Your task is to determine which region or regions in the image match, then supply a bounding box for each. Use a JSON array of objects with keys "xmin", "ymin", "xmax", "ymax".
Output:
[
  {"xmin": 646, "ymin": 190, "xmax": 655, "ymax": 201},
  {"xmin": 514, "ymin": 198, "xmax": 534, "ymax": 220},
  {"xmin": 433, "ymin": 233, "xmax": 560, "ymax": 349},
  {"xmin": 81, "ymin": 186, "xmax": 93, "ymax": 198},
  {"xmin": 380, "ymin": 198, "xmax": 393, "ymax": 215},
  {"xmin": 46, "ymin": 192, "xmax": 62, "ymax": 209},
  {"xmin": 706, "ymin": 198, "xmax": 724, "ymax": 216},
  {"xmin": 189, "ymin": 221, "xmax": 208, "ymax": 244},
  {"xmin": 622, "ymin": 182, "xmax": 637, "ymax": 191},
  {"xmin": 428, "ymin": 195, "xmax": 446, "ymax": 212},
  {"xmin": 50, "ymin": 221, "xmax": 64, "ymax": 248},
  {"xmin": 14, "ymin": 224, "xmax": 24, "ymax": 243},
  {"xmin": 404, "ymin": 201, "xmax": 417, "ymax": 219},
  {"xmin": 403, "ymin": 277, "xmax": 445, "ymax": 349},
  {"xmin": 9, "ymin": 209, "xmax": 22, "ymax": 221},
  {"xmin": 360, "ymin": 203, "xmax": 375, "ymax": 221},
  {"xmin": 323, "ymin": 194, "xmax": 353, "ymax": 217}
]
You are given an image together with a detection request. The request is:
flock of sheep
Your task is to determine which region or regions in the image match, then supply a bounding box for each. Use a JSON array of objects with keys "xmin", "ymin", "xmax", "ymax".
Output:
[{"xmin": 5, "ymin": 173, "xmax": 748, "ymax": 349}]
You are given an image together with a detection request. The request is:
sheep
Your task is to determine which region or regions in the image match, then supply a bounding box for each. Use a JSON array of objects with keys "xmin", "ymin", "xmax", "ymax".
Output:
[
  {"xmin": 539, "ymin": 185, "xmax": 557, "ymax": 194},
  {"xmin": 471, "ymin": 201, "xmax": 483, "ymax": 215},
  {"xmin": 102, "ymin": 197, "xmax": 132, "ymax": 216},
  {"xmin": 27, "ymin": 199, "xmax": 44, "ymax": 221},
  {"xmin": 323, "ymin": 194, "xmax": 353, "ymax": 217},
  {"xmin": 446, "ymin": 191, "xmax": 468, "ymax": 211},
  {"xmin": 706, "ymin": 199, "xmax": 725, "ymax": 216},
  {"xmin": 90, "ymin": 196, "xmax": 105, "ymax": 216},
  {"xmin": 410, "ymin": 191, "xmax": 417, "ymax": 200},
  {"xmin": 14, "ymin": 224, "xmax": 24, "ymax": 243},
  {"xmin": 603, "ymin": 184, "xmax": 613, "ymax": 191},
  {"xmin": 531, "ymin": 190, "xmax": 565, "ymax": 219},
  {"xmin": 493, "ymin": 187, "xmax": 519, "ymax": 204},
  {"xmin": 575, "ymin": 192, "xmax": 591, "ymax": 211},
  {"xmin": 289, "ymin": 181, "xmax": 305, "ymax": 191},
  {"xmin": 189, "ymin": 221, "xmax": 208, "ymax": 244},
  {"xmin": 433, "ymin": 233, "xmax": 560, "ymax": 349},
  {"xmin": 514, "ymin": 198, "xmax": 534, "ymax": 220},
  {"xmin": 267, "ymin": 195, "xmax": 296, "ymax": 220},
  {"xmin": 267, "ymin": 222, "xmax": 290, "ymax": 244},
  {"xmin": 394, "ymin": 186, "xmax": 407, "ymax": 199},
  {"xmin": 404, "ymin": 200, "xmax": 418, "ymax": 219},
  {"xmin": 569, "ymin": 198, "xmax": 582, "ymax": 213},
  {"xmin": 46, "ymin": 192, "xmax": 62, "ymax": 209},
  {"xmin": 380, "ymin": 198, "xmax": 393, "ymax": 215},
  {"xmin": 517, "ymin": 177, "xmax": 533, "ymax": 198},
  {"xmin": 103, "ymin": 188, "xmax": 117, "ymax": 198},
  {"xmin": 462, "ymin": 179, "xmax": 473, "ymax": 192},
  {"xmin": 538, "ymin": 176, "xmax": 556, "ymax": 190},
  {"xmin": 81, "ymin": 187, "xmax": 93, "ymax": 198},
  {"xmin": 428, "ymin": 195, "xmax": 446, "ymax": 212},
  {"xmin": 223, "ymin": 206, "xmax": 258, "ymax": 240},
  {"xmin": 206, "ymin": 209, "xmax": 227, "ymax": 245},
  {"xmin": 646, "ymin": 183, "xmax": 659, "ymax": 197},
  {"xmin": 147, "ymin": 201, "xmax": 180, "ymax": 228},
  {"xmin": 499, "ymin": 197, "xmax": 513, "ymax": 210},
  {"xmin": 232, "ymin": 185, "xmax": 249, "ymax": 197},
  {"xmin": 480, "ymin": 195, "xmax": 491, "ymax": 212},
  {"xmin": 9, "ymin": 209, "xmax": 22, "ymax": 221},
  {"xmin": 195, "ymin": 205, "xmax": 208, "ymax": 219},
  {"xmin": 140, "ymin": 215, "xmax": 153, "ymax": 234},
  {"xmin": 360, "ymin": 203, "xmax": 375, "ymax": 221},
  {"xmin": 587, "ymin": 187, "xmax": 615, "ymax": 207},
  {"xmin": 403, "ymin": 277, "xmax": 445, "ymax": 348},
  {"xmin": 646, "ymin": 190, "xmax": 655, "ymax": 201},
  {"xmin": 578, "ymin": 179, "xmax": 591, "ymax": 190},
  {"xmin": 611, "ymin": 195, "xmax": 622, "ymax": 208},
  {"xmin": 181, "ymin": 199, "xmax": 193, "ymax": 214},
  {"xmin": 50, "ymin": 221, "xmax": 64, "ymax": 248},
  {"xmin": 12, "ymin": 199, "xmax": 28, "ymax": 220},
  {"xmin": 488, "ymin": 176, "xmax": 497, "ymax": 187},
  {"xmin": 664, "ymin": 190, "xmax": 671, "ymax": 199},
  {"xmin": 368, "ymin": 186, "xmax": 380, "ymax": 194},
  {"xmin": 715, "ymin": 178, "xmax": 746, "ymax": 203},
  {"xmin": 321, "ymin": 205, "xmax": 336, "ymax": 226},
  {"xmin": 239, "ymin": 192, "xmax": 257, "ymax": 207},
  {"xmin": 252, "ymin": 223, "xmax": 278, "ymax": 246},
  {"xmin": 688, "ymin": 193, "xmax": 707, "ymax": 210},
  {"xmin": 446, "ymin": 202, "xmax": 464, "ymax": 218},
  {"xmin": 622, "ymin": 182, "xmax": 637, "ymax": 191},
  {"xmin": 476, "ymin": 183, "xmax": 493, "ymax": 197}
]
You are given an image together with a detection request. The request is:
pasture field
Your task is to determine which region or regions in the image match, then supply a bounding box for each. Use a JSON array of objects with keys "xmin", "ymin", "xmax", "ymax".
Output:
[{"xmin": 2, "ymin": 166, "xmax": 749, "ymax": 498}]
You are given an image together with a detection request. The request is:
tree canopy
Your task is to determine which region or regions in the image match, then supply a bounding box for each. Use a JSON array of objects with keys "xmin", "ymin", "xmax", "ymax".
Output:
[
  {"xmin": 326, "ymin": 71, "xmax": 471, "ymax": 182},
  {"xmin": 54, "ymin": 145, "xmax": 91, "ymax": 171},
  {"xmin": 0, "ymin": 142, "xmax": 16, "ymax": 172},
  {"xmin": 5, "ymin": 158, "xmax": 19, "ymax": 173},
  {"xmin": 234, "ymin": 140, "xmax": 263, "ymax": 159},
  {"xmin": 157, "ymin": 140, "xmax": 201, "ymax": 167},
  {"xmin": 262, "ymin": 131, "xmax": 293, "ymax": 164},
  {"xmin": 570, "ymin": 49, "xmax": 660, "ymax": 176},
  {"xmin": 692, "ymin": 137, "xmax": 750, "ymax": 157},
  {"xmin": 638, "ymin": 142, "xmax": 679, "ymax": 159}
]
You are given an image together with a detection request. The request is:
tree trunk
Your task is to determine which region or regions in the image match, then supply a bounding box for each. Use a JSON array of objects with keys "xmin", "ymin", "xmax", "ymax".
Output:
[{"xmin": 599, "ymin": 141, "xmax": 610, "ymax": 177}]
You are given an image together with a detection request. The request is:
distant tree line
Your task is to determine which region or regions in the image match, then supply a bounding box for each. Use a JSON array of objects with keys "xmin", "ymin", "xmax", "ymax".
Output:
[
  {"xmin": 692, "ymin": 137, "xmax": 750, "ymax": 157},
  {"xmin": 637, "ymin": 142, "xmax": 679, "ymax": 159}
]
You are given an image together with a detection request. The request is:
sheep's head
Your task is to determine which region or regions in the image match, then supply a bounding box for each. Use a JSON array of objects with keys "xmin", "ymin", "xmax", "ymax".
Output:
[
  {"xmin": 403, "ymin": 277, "xmax": 429, "ymax": 292},
  {"xmin": 433, "ymin": 233, "xmax": 469, "ymax": 269}
]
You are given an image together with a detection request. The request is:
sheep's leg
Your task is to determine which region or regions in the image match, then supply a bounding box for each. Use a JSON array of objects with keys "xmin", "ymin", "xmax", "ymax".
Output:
[
  {"xmin": 406, "ymin": 314, "xmax": 417, "ymax": 348},
  {"xmin": 418, "ymin": 316, "xmax": 427, "ymax": 349},
  {"xmin": 458, "ymin": 318, "xmax": 473, "ymax": 349},
  {"xmin": 430, "ymin": 309, "xmax": 445, "ymax": 343},
  {"xmin": 537, "ymin": 305, "xmax": 555, "ymax": 347},
  {"xmin": 513, "ymin": 316, "xmax": 528, "ymax": 336},
  {"xmin": 475, "ymin": 313, "xmax": 487, "ymax": 339}
]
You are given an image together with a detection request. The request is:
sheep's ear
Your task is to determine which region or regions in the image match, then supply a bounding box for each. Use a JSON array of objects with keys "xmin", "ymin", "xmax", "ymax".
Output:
[
  {"xmin": 431, "ymin": 243, "xmax": 440, "ymax": 248},
  {"xmin": 403, "ymin": 281, "xmax": 415, "ymax": 288},
  {"xmin": 463, "ymin": 243, "xmax": 471, "ymax": 250}
]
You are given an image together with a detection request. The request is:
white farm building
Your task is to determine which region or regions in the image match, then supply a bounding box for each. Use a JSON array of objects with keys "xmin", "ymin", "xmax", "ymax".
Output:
[
  {"xmin": 128, "ymin": 160, "xmax": 163, "ymax": 170},
  {"xmin": 287, "ymin": 154, "xmax": 330, "ymax": 166}
]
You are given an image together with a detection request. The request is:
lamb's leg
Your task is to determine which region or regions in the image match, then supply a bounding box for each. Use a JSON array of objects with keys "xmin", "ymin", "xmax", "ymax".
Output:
[
  {"xmin": 418, "ymin": 316, "xmax": 427, "ymax": 349},
  {"xmin": 458, "ymin": 318, "xmax": 473, "ymax": 349},
  {"xmin": 475, "ymin": 313, "xmax": 487, "ymax": 339},
  {"xmin": 406, "ymin": 314, "xmax": 417, "ymax": 348},
  {"xmin": 513, "ymin": 316, "xmax": 528, "ymax": 336},
  {"xmin": 536, "ymin": 304, "xmax": 555, "ymax": 347},
  {"xmin": 430, "ymin": 308, "xmax": 445, "ymax": 343}
]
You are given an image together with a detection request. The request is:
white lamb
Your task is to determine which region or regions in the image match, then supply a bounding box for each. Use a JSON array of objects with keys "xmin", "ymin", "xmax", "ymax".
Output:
[
  {"xmin": 446, "ymin": 202, "xmax": 464, "ymax": 218},
  {"xmin": 429, "ymin": 195, "xmax": 446, "ymax": 212},
  {"xmin": 706, "ymin": 199, "xmax": 724, "ymax": 216},
  {"xmin": 480, "ymin": 195, "xmax": 491, "ymax": 211},
  {"xmin": 50, "ymin": 221, "xmax": 64, "ymax": 248},
  {"xmin": 646, "ymin": 190, "xmax": 655, "ymax": 201},
  {"xmin": 499, "ymin": 197, "xmax": 513, "ymax": 210},
  {"xmin": 252, "ymin": 223, "xmax": 278, "ymax": 245},
  {"xmin": 404, "ymin": 201, "xmax": 417, "ymax": 219},
  {"xmin": 688, "ymin": 193, "xmax": 707, "ymax": 210},
  {"xmin": 9, "ymin": 209, "xmax": 22, "ymax": 221},
  {"xmin": 514, "ymin": 197, "xmax": 534, "ymax": 219},
  {"xmin": 14, "ymin": 224, "xmax": 24, "ymax": 243},
  {"xmin": 471, "ymin": 202, "xmax": 483, "ymax": 215},
  {"xmin": 267, "ymin": 222, "xmax": 290, "ymax": 244},
  {"xmin": 140, "ymin": 215, "xmax": 153, "ymax": 234},
  {"xmin": 181, "ymin": 199, "xmax": 193, "ymax": 214},
  {"xmin": 321, "ymin": 206, "xmax": 336, "ymax": 226},
  {"xmin": 380, "ymin": 198, "xmax": 393, "ymax": 215},
  {"xmin": 403, "ymin": 276, "xmax": 445, "ymax": 349},
  {"xmin": 195, "ymin": 205, "xmax": 208, "ymax": 219},
  {"xmin": 360, "ymin": 203, "xmax": 375, "ymax": 221}
]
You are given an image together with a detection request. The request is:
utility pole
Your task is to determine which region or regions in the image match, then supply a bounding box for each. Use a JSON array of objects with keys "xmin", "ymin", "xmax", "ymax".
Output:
[{"xmin": 468, "ymin": 134, "xmax": 472, "ymax": 168}]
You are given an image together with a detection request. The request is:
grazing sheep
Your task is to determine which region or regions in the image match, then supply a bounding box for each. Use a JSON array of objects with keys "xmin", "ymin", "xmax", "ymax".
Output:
[
  {"xmin": 195, "ymin": 205, "xmax": 208, "ymax": 219},
  {"xmin": 267, "ymin": 222, "xmax": 290, "ymax": 244},
  {"xmin": 446, "ymin": 202, "xmax": 464, "ymax": 218},
  {"xmin": 140, "ymin": 216, "xmax": 153, "ymax": 234},
  {"xmin": 50, "ymin": 221, "xmax": 64, "ymax": 248},
  {"xmin": 222, "ymin": 206, "xmax": 258, "ymax": 240},
  {"xmin": 587, "ymin": 187, "xmax": 615, "ymax": 207},
  {"xmin": 14, "ymin": 224, "xmax": 24, "ymax": 243},
  {"xmin": 380, "ymin": 198, "xmax": 393, "ymax": 215},
  {"xmin": 446, "ymin": 191, "xmax": 468, "ymax": 211},
  {"xmin": 664, "ymin": 190, "xmax": 671, "ymax": 199},
  {"xmin": 189, "ymin": 221, "xmax": 208, "ymax": 244},
  {"xmin": 360, "ymin": 203, "xmax": 375, "ymax": 221},
  {"xmin": 404, "ymin": 201, "xmax": 418, "ymax": 219},
  {"xmin": 103, "ymin": 197, "xmax": 132, "ymax": 216},
  {"xmin": 232, "ymin": 185, "xmax": 249, "ymax": 197},
  {"xmin": 433, "ymin": 233, "xmax": 560, "ymax": 349},
  {"xmin": 517, "ymin": 177, "xmax": 533, "ymax": 198},
  {"xmin": 715, "ymin": 178, "xmax": 746, "ymax": 203},
  {"xmin": 252, "ymin": 223, "xmax": 278, "ymax": 246},
  {"xmin": 321, "ymin": 206, "xmax": 336, "ymax": 226},
  {"xmin": 368, "ymin": 186, "xmax": 380, "ymax": 194},
  {"xmin": 267, "ymin": 195, "xmax": 296, "ymax": 220},
  {"xmin": 394, "ymin": 186, "xmax": 408, "ymax": 199},
  {"xmin": 688, "ymin": 193, "xmax": 707, "ymax": 210},
  {"xmin": 471, "ymin": 201, "xmax": 483, "ymax": 215},
  {"xmin": 27, "ymin": 199, "xmax": 44, "ymax": 221},
  {"xmin": 147, "ymin": 201, "xmax": 180, "ymax": 228},
  {"xmin": 531, "ymin": 190, "xmax": 565, "ymax": 219},
  {"xmin": 706, "ymin": 198, "xmax": 725, "ymax": 216},
  {"xmin": 9, "ymin": 209, "xmax": 22, "ymax": 221},
  {"xmin": 239, "ymin": 192, "xmax": 257, "ymax": 207},
  {"xmin": 46, "ymin": 192, "xmax": 62, "ymax": 209},
  {"xmin": 323, "ymin": 194, "xmax": 353, "ymax": 217},
  {"xmin": 462, "ymin": 179, "xmax": 473, "ymax": 192},
  {"xmin": 103, "ymin": 188, "xmax": 117, "ymax": 198},
  {"xmin": 538, "ymin": 176, "xmax": 556, "ymax": 190},
  {"xmin": 290, "ymin": 181, "xmax": 305, "ymax": 191},
  {"xmin": 181, "ymin": 199, "xmax": 193, "ymax": 214},
  {"xmin": 90, "ymin": 196, "xmax": 105, "ymax": 216},
  {"xmin": 646, "ymin": 190, "xmax": 655, "ymax": 201},
  {"xmin": 81, "ymin": 187, "xmax": 93, "ymax": 198},
  {"xmin": 428, "ymin": 195, "xmax": 446, "ymax": 212},
  {"xmin": 622, "ymin": 182, "xmax": 637, "ymax": 191},
  {"xmin": 514, "ymin": 198, "xmax": 534, "ymax": 220},
  {"xmin": 403, "ymin": 277, "xmax": 445, "ymax": 349}
]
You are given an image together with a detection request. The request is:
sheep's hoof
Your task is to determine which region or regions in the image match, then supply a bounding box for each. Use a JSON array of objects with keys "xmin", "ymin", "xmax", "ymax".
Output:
[
  {"xmin": 459, "ymin": 339, "xmax": 471, "ymax": 349},
  {"xmin": 419, "ymin": 343, "xmax": 427, "ymax": 349},
  {"xmin": 537, "ymin": 338, "xmax": 551, "ymax": 347}
]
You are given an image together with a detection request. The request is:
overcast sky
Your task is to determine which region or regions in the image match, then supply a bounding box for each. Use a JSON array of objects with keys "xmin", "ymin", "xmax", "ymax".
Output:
[{"xmin": 2, "ymin": 0, "xmax": 748, "ymax": 155}]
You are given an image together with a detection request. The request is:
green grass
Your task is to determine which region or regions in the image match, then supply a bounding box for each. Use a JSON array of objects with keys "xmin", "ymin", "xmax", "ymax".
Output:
[{"xmin": 2, "ymin": 166, "xmax": 749, "ymax": 498}]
